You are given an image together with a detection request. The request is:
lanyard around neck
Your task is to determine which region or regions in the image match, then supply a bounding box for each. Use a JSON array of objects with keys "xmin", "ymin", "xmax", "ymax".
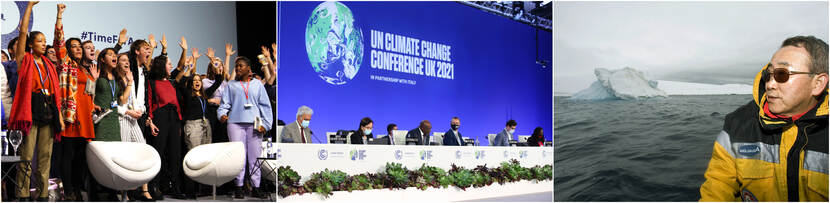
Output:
[
  {"xmin": 33, "ymin": 57, "xmax": 50, "ymax": 90},
  {"xmin": 242, "ymin": 81, "xmax": 251, "ymax": 101},
  {"xmin": 109, "ymin": 78, "xmax": 116, "ymax": 102},
  {"xmin": 198, "ymin": 97, "xmax": 206, "ymax": 116}
]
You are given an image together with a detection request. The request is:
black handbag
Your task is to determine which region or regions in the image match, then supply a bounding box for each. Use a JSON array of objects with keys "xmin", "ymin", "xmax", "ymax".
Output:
[{"xmin": 31, "ymin": 91, "xmax": 59, "ymax": 127}]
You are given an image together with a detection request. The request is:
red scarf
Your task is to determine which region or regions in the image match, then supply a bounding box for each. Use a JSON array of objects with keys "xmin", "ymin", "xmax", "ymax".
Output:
[{"xmin": 9, "ymin": 53, "xmax": 63, "ymax": 137}]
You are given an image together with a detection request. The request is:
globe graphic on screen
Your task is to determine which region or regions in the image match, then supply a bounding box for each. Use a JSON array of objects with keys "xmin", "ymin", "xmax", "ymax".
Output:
[{"xmin": 305, "ymin": 1, "xmax": 364, "ymax": 85}]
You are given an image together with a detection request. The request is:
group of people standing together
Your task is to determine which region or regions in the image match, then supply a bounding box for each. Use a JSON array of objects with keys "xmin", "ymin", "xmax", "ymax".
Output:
[{"xmin": 1, "ymin": 1, "xmax": 275, "ymax": 201}]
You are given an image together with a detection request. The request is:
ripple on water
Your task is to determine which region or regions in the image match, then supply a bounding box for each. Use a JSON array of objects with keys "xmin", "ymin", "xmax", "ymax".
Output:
[{"xmin": 554, "ymin": 95, "xmax": 749, "ymax": 201}]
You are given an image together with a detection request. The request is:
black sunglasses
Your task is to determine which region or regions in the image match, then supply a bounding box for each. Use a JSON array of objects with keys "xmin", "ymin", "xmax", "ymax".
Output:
[{"xmin": 763, "ymin": 63, "xmax": 814, "ymax": 83}]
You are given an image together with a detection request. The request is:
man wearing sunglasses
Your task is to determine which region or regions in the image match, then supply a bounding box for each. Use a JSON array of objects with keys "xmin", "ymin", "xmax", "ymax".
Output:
[{"xmin": 700, "ymin": 36, "xmax": 828, "ymax": 201}]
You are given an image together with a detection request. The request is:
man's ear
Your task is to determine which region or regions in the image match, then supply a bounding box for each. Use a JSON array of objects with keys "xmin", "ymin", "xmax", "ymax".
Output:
[{"xmin": 812, "ymin": 73, "xmax": 828, "ymax": 96}]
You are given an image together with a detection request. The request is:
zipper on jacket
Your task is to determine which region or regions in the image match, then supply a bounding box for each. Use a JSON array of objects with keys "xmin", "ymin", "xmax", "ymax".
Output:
[{"xmin": 786, "ymin": 123, "xmax": 810, "ymax": 201}]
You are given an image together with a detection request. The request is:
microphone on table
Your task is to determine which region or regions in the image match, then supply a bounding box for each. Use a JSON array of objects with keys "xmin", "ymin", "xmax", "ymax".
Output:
[{"xmin": 311, "ymin": 130, "xmax": 323, "ymax": 144}]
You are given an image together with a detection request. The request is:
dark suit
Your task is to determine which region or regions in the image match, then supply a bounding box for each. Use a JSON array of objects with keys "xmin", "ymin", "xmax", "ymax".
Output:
[
  {"xmin": 442, "ymin": 130, "xmax": 466, "ymax": 146},
  {"xmin": 406, "ymin": 128, "xmax": 430, "ymax": 145},
  {"xmin": 350, "ymin": 131, "xmax": 373, "ymax": 144},
  {"xmin": 526, "ymin": 134, "xmax": 545, "ymax": 146},
  {"xmin": 384, "ymin": 133, "xmax": 396, "ymax": 145}
]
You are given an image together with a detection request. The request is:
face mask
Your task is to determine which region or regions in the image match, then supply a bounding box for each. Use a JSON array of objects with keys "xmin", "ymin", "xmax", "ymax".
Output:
[
  {"xmin": 451, "ymin": 124, "xmax": 459, "ymax": 130},
  {"xmin": 508, "ymin": 129, "xmax": 515, "ymax": 134},
  {"xmin": 301, "ymin": 120, "xmax": 310, "ymax": 128},
  {"xmin": 364, "ymin": 129, "xmax": 372, "ymax": 135}
]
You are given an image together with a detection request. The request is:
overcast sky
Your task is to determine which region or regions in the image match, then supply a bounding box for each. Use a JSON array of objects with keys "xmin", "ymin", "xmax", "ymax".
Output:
[{"xmin": 554, "ymin": 1, "xmax": 829, "ymax": 94}]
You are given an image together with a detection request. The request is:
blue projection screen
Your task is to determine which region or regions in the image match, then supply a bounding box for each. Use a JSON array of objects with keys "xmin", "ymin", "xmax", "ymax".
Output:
[{"xmin": 278, "ymin": 1, "xmax": 552, "ymax": 145}]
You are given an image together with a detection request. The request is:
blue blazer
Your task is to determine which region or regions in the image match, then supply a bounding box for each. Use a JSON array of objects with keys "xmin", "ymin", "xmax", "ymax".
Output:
[
  {"xmin": 443, "ymin": 130, "xmax": 465, "ymax": 146},
  {"xmin": 493, "ymin": 129, "xmax": 511, "ymax": 146}
]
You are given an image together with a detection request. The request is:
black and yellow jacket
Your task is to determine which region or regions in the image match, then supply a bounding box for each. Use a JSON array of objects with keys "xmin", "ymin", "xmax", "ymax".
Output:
[{"xmin": 700, "ymin": 65, "xmax": 828, "ymax": 201}]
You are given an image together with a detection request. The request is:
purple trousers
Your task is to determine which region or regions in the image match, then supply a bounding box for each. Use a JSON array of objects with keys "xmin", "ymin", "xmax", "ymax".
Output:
[{"xmin": 227, "ymin": 123, "xmax": 262, "ymax": 187}]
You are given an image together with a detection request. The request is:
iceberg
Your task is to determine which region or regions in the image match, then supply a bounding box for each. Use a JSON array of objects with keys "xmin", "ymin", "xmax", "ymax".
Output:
[
  {"xmin": 571, "ymin": 67, "xmax": 667, "ymax": 100},
  {"xmin": 657, "ymin": 80, "xmax": 752, "ymax": 95}
]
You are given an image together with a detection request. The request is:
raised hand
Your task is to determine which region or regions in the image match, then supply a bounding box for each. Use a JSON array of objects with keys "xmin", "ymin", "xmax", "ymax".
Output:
[
  {"xmin": 271, "ymin": 43, "xmax": 277, "ymax": 63},
  {"xmin": 261, "ymin": 45, "xmax": 270, "ymax": 58},
  {"xmin": 206, "ymin": 47, "xmax": 215, "ymax": 59},
  {"xmin": 30, "ymin": 1, "xmax": 39, "ymax": 6},
  {"xmin": 179, "ymin": 36, "xmax": 188, "ymax": 50},
  {"xmin": 90, "ymin": 62, "xmax": 100, "ymax": 79},
  {"xmin": 160, "ymin": 34, "xmax": 168, "ymax": 50},
  {"xmin": 225, "ymin": 43, "xmax": 236, "ymax": 56},
  {"xmin": 125, "ymin": 71, "xmax": 134, "ymax": 83},
  {"xmin": 118, "ymin": 28, "xmax": 128, "ymax": 45},
  {"xmin": 148, "ymin": 34, "xmax": 156, "ymax": 49},
  {"xmin": 57, "ymin": 3, "xmax": 66, "ymax": 16},
  {"xmin": 192, "ymin": 47, "xmax": 201, "ymax": 60}
]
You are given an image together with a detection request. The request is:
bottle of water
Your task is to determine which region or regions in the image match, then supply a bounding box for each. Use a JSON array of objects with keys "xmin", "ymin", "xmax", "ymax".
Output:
[
  {"xmin": 266, "ymin": 138, "xmax": 273, "ymax": 158},
  {"xmin": 1, "ymin": 133, "xmax": 7, "ymax": 156}
]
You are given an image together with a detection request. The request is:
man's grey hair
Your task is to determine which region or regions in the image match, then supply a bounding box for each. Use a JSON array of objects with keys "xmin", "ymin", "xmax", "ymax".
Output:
[
  {"xmin": 781, "ymin": 36, "xmax": 828, "ymax": 74},
  {"xmin": 296, "ymin": 105, "xmax": 314, "ymax": 117}
]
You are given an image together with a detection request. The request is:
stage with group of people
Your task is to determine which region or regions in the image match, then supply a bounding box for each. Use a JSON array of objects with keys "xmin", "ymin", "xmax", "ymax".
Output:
[
  {"xmin": 275, "ymin": 1, "xmax": 552, "ymax": 201},
  {"xmin": 1, "ymin": 1, "xmax": 276, "ymax": 201}
]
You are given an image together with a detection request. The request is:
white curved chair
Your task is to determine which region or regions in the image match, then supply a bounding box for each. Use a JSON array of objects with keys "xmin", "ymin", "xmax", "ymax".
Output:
[
  {"xmin": 182, "ymin": 142, "xmax": 245, "ymax": 199},
  {"xmin": 432, "ymin": 132, "xmax": 445, "ymax": 145},
  {"xmin": 86, "ymin": 141, "xmax": 161, "ymax": 201},
  {"xmin": 487, "ymin": 134, "xmax": 497, "ymax": 146}
]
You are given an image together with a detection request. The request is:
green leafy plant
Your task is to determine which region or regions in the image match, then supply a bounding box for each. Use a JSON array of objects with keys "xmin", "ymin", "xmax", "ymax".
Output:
[
  {"xmin": 302, "ymin": 169, "xmax": 348, "ymax": 197},
  {"xmin": 438, "ymin": 175, "xmax": 453, "ymax": 188},
  {"xmin": 384, "ymin": 163, "xmax": 410, "ymax": 189},
  {"xmin": 414, "ymin": 164, "xmax": 447, "ymax": 190},
  {"xmin": 449, "ymin": 164, "xmax": 474, "ymax": 190},
  {"xmin": 528, "ymin": 165, "xmax": 553, "ymax": 181},
  {"xmin": 280, "ymin": 160, "xmax": 554, "ymax": 199},
  {"xmin": 471, "ymin": 165, "xmax": 493, "ymax": 187},
  {"xmin": 368, "ymin": 173, "xmax": 386, "ymax": 189},
  {"xmin": 542, "ymin": 164, "xmax": 552, "ymax": 180},
  {"xmin": 343, "ymin": 173, "xmax": 373, "ymax": 192},
  {"xmin": 278, "ymin": 166, "xmax": 307, "ymax": 198},
  {"xmin": 498, "ymin": 161, "xmax": 519, "ymax": 182}
]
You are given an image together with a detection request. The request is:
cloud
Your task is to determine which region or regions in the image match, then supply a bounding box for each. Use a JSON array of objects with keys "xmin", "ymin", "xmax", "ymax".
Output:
[{"xmin": 554, "ymin": 1, "xmax": 829, "ymax": 93}]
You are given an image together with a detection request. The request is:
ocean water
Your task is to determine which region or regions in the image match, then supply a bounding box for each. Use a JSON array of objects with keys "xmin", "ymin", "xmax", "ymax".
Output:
[{"xmin": 554, "ymin": 94, "xmax": 753, "ymax": 201}]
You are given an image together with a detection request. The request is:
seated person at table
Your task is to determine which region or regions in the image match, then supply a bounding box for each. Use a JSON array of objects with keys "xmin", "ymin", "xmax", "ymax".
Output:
[
  {"xmin": 526, "ymin": 127, "xmax": 545, "ymax": 147},
  {"xmin": 493, "ymin": 119, "xmax": 517, "ymax": 146},
  {"xmin": 443, "ymin": 117, "xmax": 466, "ymax": 146},
  {"xmin": 406, "ymin": 120, "xmax": 432, "ymax": 145},
  {"xmin": 385, "ymin": 123, "xmax": 398, "ymax": 145},
  {"xmin": 280, "ymin": 105, "xmax": 313, "ymax": 143},
  {"xmin": 350, "ymin": 117, "xmax": 374, "ymax": 144}
]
